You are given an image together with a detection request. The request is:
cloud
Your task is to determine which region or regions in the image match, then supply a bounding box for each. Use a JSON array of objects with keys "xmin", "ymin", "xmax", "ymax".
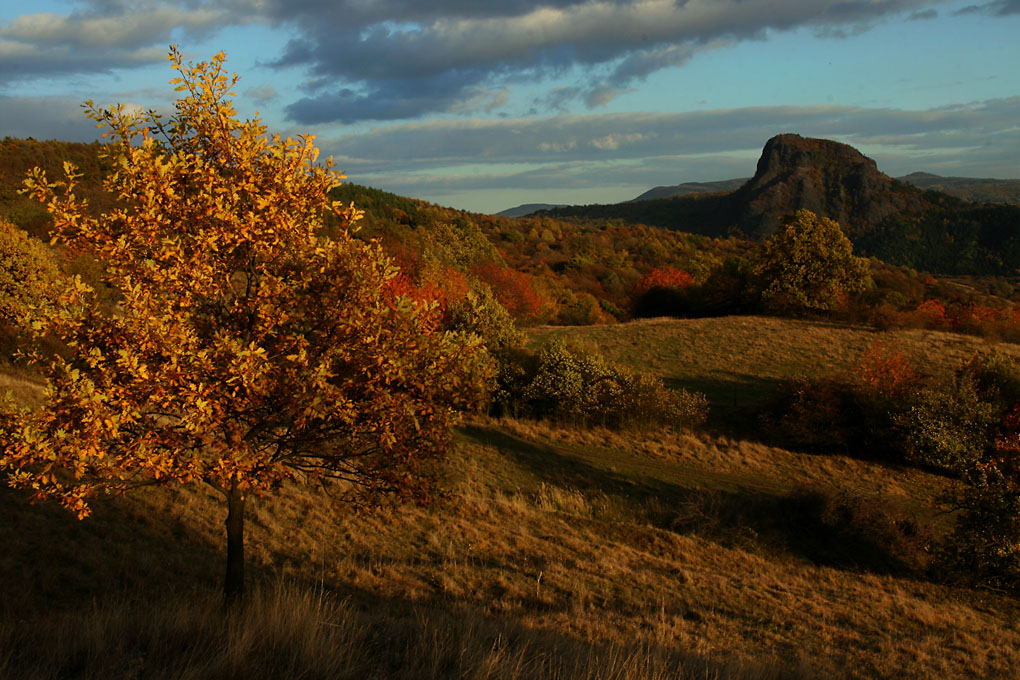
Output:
[
  {"xmin": 0, "ymin": 1, "xmax": 258, "ymax": 83},
  {"xmin": 0, "ymin": 95, "xmax": 102, "ymax": 141},
  {"xmin": 954, "ymin": 0, "xmax": 1020, "ymax": 14},
  {"xmin": 326, "ymin": 97, "xmax": 1020, "ymax": 165},
  {"xmin": 269, "ymin": 0, "xmax": 953, "ymax": 123},
  {"xmin": 315, "ymin": 96, "xmax": 1020, "ymax": 208},
  {"xmin": 907, "ymin": 8, "xmax": 938, "ymax": 19},
  {"xmin": 0, "ymin": 0, "xmax": 958, "ymax": 121},
  {"xmin": 244, "ymin": 85, "xmax": 279, "ymax": 105}
]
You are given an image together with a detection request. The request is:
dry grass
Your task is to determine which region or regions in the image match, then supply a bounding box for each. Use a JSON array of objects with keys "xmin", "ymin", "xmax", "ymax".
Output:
[
  {"xmin": 1, "ymin": 583, "xmax": 795, "ymax": 680},
  {"xmin": 2, "ymin": 419, "xmax": 1016, "ymax": 679},
  {"xmin": 3, "ymin": 316, "xmax": 1020, "ymax": 678},
  {"xmin": 529, "ymin": 316, "xmax": 1017, "ymax": 425}
]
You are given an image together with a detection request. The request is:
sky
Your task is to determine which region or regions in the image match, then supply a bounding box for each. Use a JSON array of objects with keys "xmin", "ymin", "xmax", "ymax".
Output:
[{"xmin": 0, "ymin": 0, "xmax": 1018, "ymax": 214}]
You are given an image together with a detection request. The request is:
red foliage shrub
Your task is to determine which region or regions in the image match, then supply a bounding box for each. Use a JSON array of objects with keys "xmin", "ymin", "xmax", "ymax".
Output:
[
  {"xmin": 381, "ymin": 273, "xmax": 445, "ymax": 332},
  {"xmin": 383, "ymin": 265, "xmax": 476, "ymax": 331},
  {"xmin": 993, "ymin": 406, "xmax": 1020, "ymax": 462},
  {"xmin": 631, "ymin": 267, "xmax": 695, "ymax": 300},
  {"xmin": 381, "ymin": 238, "xmax": 423, "ymax": 280},
  {"xmin": 915, "ymin": 299, "xmax": 950, "ymax": 329},
  {"xmin": 950, "ymin": 303, "xmax": 1002, "ymax": 332},
  {"xmin": 471, "ymin": 260, "xmax": 545, "ymax": 320},
  {"xmin": 854, "ymin": 341, "xmax": 919, "ymax": 399}
]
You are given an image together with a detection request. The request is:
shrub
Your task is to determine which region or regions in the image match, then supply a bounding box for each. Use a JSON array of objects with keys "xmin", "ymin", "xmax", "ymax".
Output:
[
  {"xmin": 0, "ymin": 217, "xmax": 63, "ymax": 326},
  {"xmin": 762, "ymin": 342, "xmax": 919, "ymax": 457},
  {"xmin": 760, "ymin": 376, "xmax": 858, "ymax": 452},
  {"xmin": 680, "ymin": 256, "xmax": 759, "ymax": 317},
  {"xmin": 448, "ymin": 284, "xmax": 524, "ymax": 353},
  {"xmin": 937, "ymin": 407, "xmax": 1020, "ymax": 590},
  {"xmin": 915, "ymin": 299, "xmax": 950, "ymax": 329},
  {"xmin": 496, "ymin": 341, "xmax": 707, "ymax": 430},
  {"xmin": 960, "ymin": 351, "xmax": 1020, "ymax": 411},
  {"xmin": 854, "ymin": 341, "xmax": 919, "ymax": 400},
  {"xmin": 891, "ymin": 374, "xmax": 997, "ymax": 473},
  {"xmin": 630, "ymin": 267, "xmax": 694, "ymax": 316}
]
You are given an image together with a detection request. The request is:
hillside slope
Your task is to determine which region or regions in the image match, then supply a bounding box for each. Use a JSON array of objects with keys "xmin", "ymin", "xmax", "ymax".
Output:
[{"xmin": 4, "ymin": 317, "xmax": 1020, "ymax": 678}]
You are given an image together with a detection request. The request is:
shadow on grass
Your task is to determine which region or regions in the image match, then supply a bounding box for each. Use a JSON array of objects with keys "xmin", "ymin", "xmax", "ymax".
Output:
[
  {"xmin": 462, "ymin": 423, "xmax": 931, "ymax": 578},
  {"xmin": 0, "ymin": 576, "xmax": 815, "ymax": 680},
  {"xmin": 663, "ymin": 373, "xmax": 787, "ymax": 437},
  {"xmin": 0, "ymin": 481, "xmax": 819, "ymax": 680}
]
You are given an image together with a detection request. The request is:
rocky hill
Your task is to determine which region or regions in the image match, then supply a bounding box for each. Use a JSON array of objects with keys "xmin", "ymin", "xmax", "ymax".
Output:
[
  {"xmin": 541, "ymin": 134, "xmax": 1020, "ymax": 275},
  {"xmin": 731, "ymin": 133, "xmax": 926, "ymax": 237}
]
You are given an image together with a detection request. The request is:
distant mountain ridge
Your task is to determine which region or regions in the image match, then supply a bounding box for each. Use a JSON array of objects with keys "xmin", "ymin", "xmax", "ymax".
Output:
[
  {"xmin": 896, "ymin": 171, "xmax": 1020, "ymax": 206},
  {"xmin": 625, "ymin": 171, "xmax": 1020, "ymax": 208},
  {"xmin": 629, "ymin": 178, "xmax": 748, "ymax": 202},
  {"xmin": 494, "ymin": 203, "xmax": 567, "ymax": 218}
]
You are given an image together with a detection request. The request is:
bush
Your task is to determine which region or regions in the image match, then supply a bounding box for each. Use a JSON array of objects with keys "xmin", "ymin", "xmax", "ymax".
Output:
[
  {"xmin": 629, "ymin": 267, "xmax": 694, "ymax": 317},
  {"xmin": 494, "ymin": 341, "xmax": 707, "ymax": 430},
  {"xmin": 936, "ymin": 407, "xmax": 1020, "ymax": 591},
  {"xmin": 470, "ymin": 260, "xmax": 545, "ymax": 321},
  {"xmin": 760, "ymin": 376, "xmax": 859, "ymax": 452},
  {"xmin": 0, "ymin": 217, "xmax": 63, "ymax": 326},
  {"xmin": 448, "ymin": 284, "xmax": 524, "ymax": 353},
  {"xmin": 762, "ymin": 342, "xmax": 918, "ymax": 457},
  {"xmin": 891, "ymin": 374, "xmax": 998, "ymax": 473},
  {"xmin": 960, "ymin": 350, "xmax": 1020, "ymax": 410}
]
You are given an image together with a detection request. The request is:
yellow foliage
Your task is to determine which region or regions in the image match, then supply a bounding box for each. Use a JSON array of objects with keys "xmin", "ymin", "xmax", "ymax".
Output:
[{"xmin": 1, "ymin": 48, "xmax": 492, "ymax": 592}]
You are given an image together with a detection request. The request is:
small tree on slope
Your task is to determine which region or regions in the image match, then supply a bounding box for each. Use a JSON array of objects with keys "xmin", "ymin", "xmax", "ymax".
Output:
[
  {"xmin": 0, "ymin": 48, "xmax": 491, "ymax": 599},
  {"xmin": 753, "ymin": 209, "xmax": 871, "ymax": 313}
]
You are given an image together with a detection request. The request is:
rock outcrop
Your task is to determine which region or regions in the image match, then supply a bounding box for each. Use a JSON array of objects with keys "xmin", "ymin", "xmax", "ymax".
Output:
[{"xmin": 732, "ymin": 134, "xmax": 923, "ymax": 236}]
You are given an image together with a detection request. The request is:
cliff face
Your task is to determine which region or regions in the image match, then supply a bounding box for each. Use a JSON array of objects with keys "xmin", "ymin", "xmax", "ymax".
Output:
[{"xmin": 733, "ymin": 134, "xmax": 924, "ymax": 236}]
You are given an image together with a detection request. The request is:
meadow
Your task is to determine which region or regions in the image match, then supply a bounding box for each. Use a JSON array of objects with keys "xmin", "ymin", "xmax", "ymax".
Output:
[{"xmin": 3, "ymin": 315, "xmax": 1019, "ymax": 679}]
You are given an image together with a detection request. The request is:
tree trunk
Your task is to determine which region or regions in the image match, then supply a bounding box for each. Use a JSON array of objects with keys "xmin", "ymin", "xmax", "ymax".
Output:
[{"xmin": 224, "ymin": 482, "xmax": 246, "ymax": 603}]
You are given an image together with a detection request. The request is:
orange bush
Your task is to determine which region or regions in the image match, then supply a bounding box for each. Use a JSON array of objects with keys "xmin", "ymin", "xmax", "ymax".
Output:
[
  {"xmin": 631, "ymin": 267, "xmax": 694, "ymax": 300},
  {"xmin": 854, "ymin": 341, "xmax": 918, "ymax": 399},
  {"xmin": 915, "ymin": 299, "xmax": 950, "ymax": 328},
  {"xmin": 471, "ymin": 260, "xmax": 545, "ymax": 320}
]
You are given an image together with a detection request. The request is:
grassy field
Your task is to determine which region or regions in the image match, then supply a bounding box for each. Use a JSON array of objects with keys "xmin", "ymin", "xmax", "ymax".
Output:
[
  {"xmin": 3, "ymin": 316, "xmax": 1019, "ymax": 679},
  {"xmin": 530, "ymin": 315, "xmax": 1015, "ymax": 427}
]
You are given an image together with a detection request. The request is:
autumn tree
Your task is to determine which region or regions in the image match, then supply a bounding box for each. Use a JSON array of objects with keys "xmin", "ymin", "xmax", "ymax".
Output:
[
  {"xmin": 470, "ymin": 260, "xmax": 545, "ymax": 320},
  {"xmin": 630, "ymin": 266, "xmax": 695, "ymax": 318},
  {"xmin": 0, "ymin": 48, "xmax": 491, "ymax": 599},
  {"xmin": 753, "ymin": 209, "xmax": 871, "ymax": 312}
]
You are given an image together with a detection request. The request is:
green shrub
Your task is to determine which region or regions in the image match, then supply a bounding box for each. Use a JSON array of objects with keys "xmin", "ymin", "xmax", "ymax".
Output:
[
  {"xmin": 0, "ymin": 217, "xmax": 63, "ymax": 326},
  {"xmin": 762, "ymin": 344, "xmax": 1005, "ymax": 472},
  {"xmin": 937, "ymin": 471, "xmax": 1020, "ymax": 591},
  {"xmin": 448, "ymin": 284, "xmax": 524, "ymax": 352},
  {"xmin": 891, "ymin": 374, "xmax": 997, "ymax": 473},
  {"xmin": 760, "ymin": 377, "xmax": 859, "ymax": 452},
  {"xmin": 960, "ymin": 351, "xmax": 1020, "ymax": 411},
  {"xmin": 495, "ymin": 341, "xmax": 707, "ymax": 430},
  {"xmin": 934, "ymin": 406, "xmax": 1020, "ymax": 591}
]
